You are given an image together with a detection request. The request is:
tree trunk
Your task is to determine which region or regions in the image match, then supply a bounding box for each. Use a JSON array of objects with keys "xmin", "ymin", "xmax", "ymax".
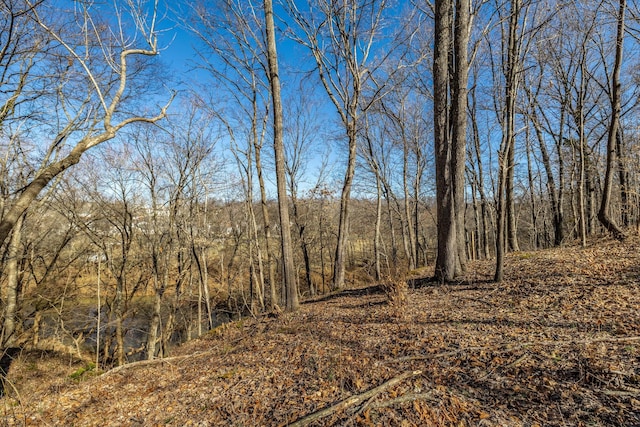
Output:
[
  {"xmin": 452, "ymin": 0, "xmax": 470, "ymax": 275},
  {"xmin": 264, "ymin": 0, "xmax": 298, "ymax": 310},
  {"xmin": 114, "ymin": 275, "xmax": 125, "ymax": 366},
  {"xmin": 525, "ymin": 130, "xmax": 539, "ymax": 249},
  {"xmin": 374, "ymin": 168, "xmax": 383, "ymax": 281},
  {"xmin": 577, "ymin": 54, "xmax": 588, "ymax": 247},
  {"xmin": 470, "ymin": 83, "xmax": 490, "ymax": 258},
  {"xmin": 495, "ymin": 0, "xmax": 520, "ymax": 283},
  {"xmin": 146, "ymin": 282, "xmax": 163, "ymax": 360},
  {"xmin": 403, "ymin": 133, "xmax": 416, "ymax": 270},
  {"xmin": 616, "ymin": 132, "xmax": 629, "ymax": 227},
  {"xmin": 528, "ymin": 104, "xmax": 563, "ymax": 246},
  {"xmin": 434, "ymin": 0, "xmax": 468, "ymax": 281},
  {"xmin": 2, "ymin": 214, "xmax": 23, "ymax": 347},
  {"xmin": 333, "ymin": 121, "xmax": 357, "ymax": 290},
  {"xmin": 254, "ymin": 135, "xmax": 278, "ymax": 309},
  {"xmin": 598, "ymin": 0, "xmax": 627, "ymax": 241}
]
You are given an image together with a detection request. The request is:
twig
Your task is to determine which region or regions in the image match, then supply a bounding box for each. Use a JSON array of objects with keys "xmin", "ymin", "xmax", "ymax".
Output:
[
  {"xmin": 366, "ymin": 391, "xmax": 436, "ymax": 410},
  {"xmin": 288, "ymin": 370, "xmax": 422, "ymax": 427},
  {"xmin": 101, "ymin": 350, "xmax": 218, "ymax": 377}
]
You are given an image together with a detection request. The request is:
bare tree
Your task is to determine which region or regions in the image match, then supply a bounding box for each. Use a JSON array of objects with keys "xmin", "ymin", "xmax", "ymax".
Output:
[
  {"xmin": 189, "ymin": 0, "xmax": 277, "ymax": 309},
  {"xmin": 284, "ymin": 0, "xmax": 394, "ymax": 289},
  {"xmin": 0, "ymin": 0, "xmax": 172, "ymax": 247}
]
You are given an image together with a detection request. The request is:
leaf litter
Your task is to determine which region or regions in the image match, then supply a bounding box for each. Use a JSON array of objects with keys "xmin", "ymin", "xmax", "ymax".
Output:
[{"xmin": 3, "ymin": 236, "xmax": 640, "ymax": 426}]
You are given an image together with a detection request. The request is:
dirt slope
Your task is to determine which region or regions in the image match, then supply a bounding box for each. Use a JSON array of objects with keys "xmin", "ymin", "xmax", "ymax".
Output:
[{"xmin": 3, "ymin": 237, "xmax": 640, "ymax": 426}]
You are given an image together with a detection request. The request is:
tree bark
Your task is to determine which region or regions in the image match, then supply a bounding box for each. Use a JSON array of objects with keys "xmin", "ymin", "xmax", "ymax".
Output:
[
  {"xmin": 264, "ymin": 0, "xmax": 298, "ymax": 310},
  {"xmin": 495, "ymin": 0, "xmax": 520, "ymax": 282},
  {"xmin": 598, "ymin": 0, "xmax": 627, "ymax": 241},
  {"xmin": 434, "ymin": 0, "xmax": 468, "ymax": 281},
  {"xmin": 2, "ymin": 214, "xmax": 23, "ymax": 347}
]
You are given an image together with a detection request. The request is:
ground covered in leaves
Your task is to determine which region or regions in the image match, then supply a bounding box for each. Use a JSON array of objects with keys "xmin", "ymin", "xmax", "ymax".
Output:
[{"xmin": 3, "ymin": 237, "xmax": 640, "ymax": 426}]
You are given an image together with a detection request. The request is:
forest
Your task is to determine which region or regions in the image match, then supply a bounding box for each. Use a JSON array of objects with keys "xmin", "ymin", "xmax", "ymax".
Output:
[{"xmin": 0, "ymin": 0, "xmax": 640, "ymax": 425}]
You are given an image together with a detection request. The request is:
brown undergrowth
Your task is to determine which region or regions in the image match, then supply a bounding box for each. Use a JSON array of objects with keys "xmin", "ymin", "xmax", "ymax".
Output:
[{"xmin": 3, "ymin": 237, "xmax": 640, "ymax": 426}]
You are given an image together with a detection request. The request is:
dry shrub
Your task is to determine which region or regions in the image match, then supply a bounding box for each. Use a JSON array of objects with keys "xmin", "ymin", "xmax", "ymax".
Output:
[{"xmin": 381, "ymin": 277, "xmax": 408, "ymax": 318}]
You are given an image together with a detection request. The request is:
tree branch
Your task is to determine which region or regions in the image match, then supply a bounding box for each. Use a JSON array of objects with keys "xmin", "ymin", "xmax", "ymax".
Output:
[{"xmin": 288, "ymin": 369, "xmax": 422, "ymax": 427}]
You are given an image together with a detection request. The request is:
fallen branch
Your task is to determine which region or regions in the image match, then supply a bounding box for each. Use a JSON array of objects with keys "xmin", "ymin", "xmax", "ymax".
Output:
[
  {"xmin": 102, "ymin": 349, "xmax": 219, "ymax": 377},
  {"xmin": 288, "ymin": 370, "xmax": 422, "ymax": 427},
  {"xmin": 102, "ymin": 354, "xmax": 197, "ymax": 377}
]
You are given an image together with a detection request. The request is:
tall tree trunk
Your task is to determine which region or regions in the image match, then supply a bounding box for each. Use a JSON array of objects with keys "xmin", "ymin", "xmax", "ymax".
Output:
[
  {"xmin": 453, "ymin": 0, "xmax": 470, "ymax": 274},
  {"xmin": 434, "ymin": 0, "xmax": 455, "ymax": 280},
  {"xmin": 434, "ymin": 0, "xmax": 468, "ymax": 281},
  {"xmin": 333, "ymin": 120, "xmax": 357, "ymax": 290},
  {"xmin": 332, "ymin": 118, "xmax": 358, "ymax": 290},
  {"xmin": 495, "ymin": 0, "xmax": 520, "ymax": 283},
  {"xmin": 506, "ymin": 144, "xmax": 519, "ymax": 251},
  {"xmin": 529, "ymin": 104, "xmax": 563, "ymax": 246},
  {"xmin": 264, "ymin": 0, "xmax": 299, "ymax": 310},
  {"xmin": 577, "ymin": 53, "xmax": 588, "ymax": 247},
  {"xmin": 598, "ymin": 0, "xmax": 627, "ymax": 241},
  {"xmin": 470, "ymin": 84, "xmax": 490, "ymax": 258}
]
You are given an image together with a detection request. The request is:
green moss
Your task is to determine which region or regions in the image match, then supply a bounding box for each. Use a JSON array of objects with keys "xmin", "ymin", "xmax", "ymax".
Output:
[{"xmin": 68, "ymin": 362, "xmax": 96, "ymax": 381}]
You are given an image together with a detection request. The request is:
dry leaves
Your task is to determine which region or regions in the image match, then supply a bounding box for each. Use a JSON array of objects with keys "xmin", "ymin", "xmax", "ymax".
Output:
[{"xmin": 3, "ymin": 237, "xmax": 640, "ymax": 426}]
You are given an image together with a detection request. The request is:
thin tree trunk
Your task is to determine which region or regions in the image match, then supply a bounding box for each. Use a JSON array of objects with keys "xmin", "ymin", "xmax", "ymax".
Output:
[
  {"xmin": 529, "ymin": 105, "xmax": 563, "ymax": 246},
  {"xmin": 265, "ymin": 0, "xmax": 298, "ymax": 310},
  {"xmin": 598, "ymin": 0, "xmax": 627, "ymax": 241},
  {"xmin": 525, "ymin": 129, "xmax": 539, "ymax": 249},
  {"xmin": 403, "ymin": 132, "xmax": 416, "ymax": 270},
  {"xmin": 146, "ymin": 281, "xmax": 163, "ymax": 360},
  {"xmin": 201, "ymin": 247, "xmax": 213, "ymax": 330},
  {"xmin": 495, "ymin": 0, "xmax": 520, "ymax": 282},
  {"xmin": 616, "ymin": 132, "xmax": 629, "ymax": 227},
  {"xmin": 374, "ymin": 169, "xmax": 383, "ymax": 281},
  {"xmin": 470, "ymin": 85, "xmax": 490, "ymax": 258},
  {"xmin": 506, "ymin": 145, "xmax": 519, "ymax": 251},
  {"xmin": 115, "ymin": 275, "xmax": 125, "ymax": 366},
  {"xmin": 333, "ymin": 121, "xmax": 357, "ymax": 290},
  {"xmin": 292, "ymin": 195, "xmax": 314, "ymax": 296},
  {"xmin": 577, "ymin": 54, "xmax": 587, "ymax": 247},
  {"xmin": 385, "ymin": 189, "xmax": 398, "ymax": 267},
  {"xmin": 254, "ymin": 134, "xmax": 278, "ymax": 309}
]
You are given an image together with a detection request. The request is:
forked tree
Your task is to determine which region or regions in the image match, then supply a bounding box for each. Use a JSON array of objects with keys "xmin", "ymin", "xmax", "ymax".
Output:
[{"xmin": 433, "ymin": 0, "xmax": 470, "ymax": 281}]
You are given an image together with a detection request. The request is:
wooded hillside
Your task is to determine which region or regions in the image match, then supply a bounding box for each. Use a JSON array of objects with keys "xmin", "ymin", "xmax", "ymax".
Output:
[{"xmin": 3, "ymin": 237, "xmax": 639, "ymax": 426}]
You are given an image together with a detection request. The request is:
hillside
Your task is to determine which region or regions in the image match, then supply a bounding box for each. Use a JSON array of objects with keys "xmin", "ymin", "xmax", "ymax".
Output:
[{"xmin": 3, "ymin": 237, "xmax": 640, "ymax": 426}]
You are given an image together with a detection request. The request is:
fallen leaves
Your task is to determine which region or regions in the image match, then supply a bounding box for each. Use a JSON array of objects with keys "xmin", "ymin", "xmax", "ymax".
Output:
[{"xmin": 3, "ymin": 237, "xmax": 640, "ymax": 426}]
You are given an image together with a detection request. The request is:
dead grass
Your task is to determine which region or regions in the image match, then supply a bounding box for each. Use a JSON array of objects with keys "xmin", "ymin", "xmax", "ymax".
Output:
[{"xmin": 2, "ymin": 237, "xmax": 640, "ymax": 426}]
